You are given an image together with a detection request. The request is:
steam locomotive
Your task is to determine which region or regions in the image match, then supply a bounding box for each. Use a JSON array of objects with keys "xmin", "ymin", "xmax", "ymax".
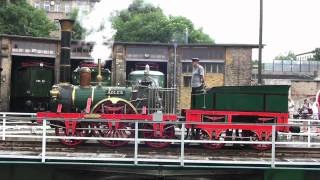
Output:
[{"xmin": 36, "ymin": 19, "xmax": 291, "ymax": 151}]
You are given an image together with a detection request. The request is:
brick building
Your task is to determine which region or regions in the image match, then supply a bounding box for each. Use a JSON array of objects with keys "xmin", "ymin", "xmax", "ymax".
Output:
[
  {"xmin": 112, "ymin": 42, "xmax": 259, "ymax": 110},
  {"xmin": 0, "ymin": 35, "xmax": 93, "ymax": 111},
  {"xmin": 0, "ymin": 35, "xmax": 258, "ymax": 111}
]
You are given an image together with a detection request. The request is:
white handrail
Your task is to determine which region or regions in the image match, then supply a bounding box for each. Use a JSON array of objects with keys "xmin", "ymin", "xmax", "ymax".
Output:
[{"xmin": 0, "ymin": 113, "xmax": 320, "ymax": 169}]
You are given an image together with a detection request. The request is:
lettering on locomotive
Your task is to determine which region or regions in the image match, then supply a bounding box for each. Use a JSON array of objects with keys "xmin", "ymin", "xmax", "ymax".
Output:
[{"xmin": 105, "ymin": 89, "xmax": 125, "ymax": 95}]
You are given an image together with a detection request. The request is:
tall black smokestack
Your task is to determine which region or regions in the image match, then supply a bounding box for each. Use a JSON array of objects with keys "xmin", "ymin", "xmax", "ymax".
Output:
[{"xmin": 59, "ymin": 19, "xmax": 74, "ymax": 83}]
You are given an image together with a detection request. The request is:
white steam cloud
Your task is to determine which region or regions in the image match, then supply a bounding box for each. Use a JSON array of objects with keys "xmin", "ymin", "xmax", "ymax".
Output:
[{"xmin": 77, "ymin": 0, "xmax": 132, "ymax": 62}]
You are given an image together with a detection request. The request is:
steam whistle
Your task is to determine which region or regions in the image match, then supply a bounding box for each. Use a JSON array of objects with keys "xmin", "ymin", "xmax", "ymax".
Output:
[
  {"xmin": 142, "ymin": 64, "xmax": 152, "ymax": 86},
  {"xmin": 144, "ymin": 64, "xmax": 150, "ymax": 76},
  {"xmin": 96, "ymin": 59, "xmax": 103, "ymax": 86}
]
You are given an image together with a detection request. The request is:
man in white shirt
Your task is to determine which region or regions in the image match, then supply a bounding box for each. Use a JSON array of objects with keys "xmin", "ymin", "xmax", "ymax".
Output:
[
  {"xmin": 191, "ymin": 58, "xmax": 205, "ymax": 92},
  {"xmin": 191, "ymin": 58, "xmax": 205, "ymax": 107}
]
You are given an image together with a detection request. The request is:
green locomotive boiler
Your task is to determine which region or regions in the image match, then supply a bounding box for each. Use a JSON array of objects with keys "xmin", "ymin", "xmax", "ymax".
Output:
[{"xmin": 50, "ymin": 61, "xmax": 165, "ymax": 114}]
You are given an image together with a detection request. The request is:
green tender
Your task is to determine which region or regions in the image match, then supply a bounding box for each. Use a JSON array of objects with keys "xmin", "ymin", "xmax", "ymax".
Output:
[{"xmin": 191, "ymin": 85, "xmax": 290, "ymax": 113}]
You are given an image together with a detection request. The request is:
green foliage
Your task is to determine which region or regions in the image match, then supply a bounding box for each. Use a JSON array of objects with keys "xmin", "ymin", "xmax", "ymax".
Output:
[
  {"xmin": 0, "ymin": 0, "xmax": 26, "ymax": 6},
  {"xmin": 69, "ymin": 9, "xmax": 86, "ymax": 40},
  {"xmin": 111, "ymin": 0, "xmax": 214, "ymax": 43},
  {"xmin": 0, "ymin": 1, "xmax": 56, "ymax": 37},
  {"xmin": 313, "ymin": 48, "xmax": 320, "ymax": 61},
  {"xmin": 274, "ymin": 51, "xmax": 296, "ymax": 60}
]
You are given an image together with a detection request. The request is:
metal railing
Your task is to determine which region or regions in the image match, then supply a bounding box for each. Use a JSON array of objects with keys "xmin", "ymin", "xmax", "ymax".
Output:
[
  {"xmin": 262, "ymin": 60, "xmax": 320, "ymax": 72},
  {"xmin": 1, "ymin": 112, "xmax": 320, "ymax": 169},
  {"xmin": 147, "ymin": 87, "xmax": 176, "ymax": 114}
]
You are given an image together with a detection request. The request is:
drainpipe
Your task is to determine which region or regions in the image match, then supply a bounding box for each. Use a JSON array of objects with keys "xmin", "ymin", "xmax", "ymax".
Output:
[{"xmin": 173, "ymin": 43, "xmax": 177, "ymax": 114}]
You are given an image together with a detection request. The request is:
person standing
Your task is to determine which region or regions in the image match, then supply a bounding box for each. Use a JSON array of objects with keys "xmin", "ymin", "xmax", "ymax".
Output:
[{"xmin": 191, "ymin": 58, "xmax": 205, "ymax": 106}]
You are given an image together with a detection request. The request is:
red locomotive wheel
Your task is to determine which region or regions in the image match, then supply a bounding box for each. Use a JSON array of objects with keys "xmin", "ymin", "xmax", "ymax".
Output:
[
  {"xmin": 199, "ymin": 130, "xmax": 225, "ymax": 150},
  {"xmin": 142, "ymin": 124, "xmax": 175, "ymax": 148},
  {"xmin": 91, "ymin": 98, "xmax": 137, "ymax": 147},
  {"xmin": 92, "ymin": 122, "xmax": 133, "ymax": 147},
  {"xmin": 250, "ymin": 132, "xmax": 272, "ymax": 151},
  {"xmin": 55, "ymin": 122, "xmax": 89, "ymax": 147}
]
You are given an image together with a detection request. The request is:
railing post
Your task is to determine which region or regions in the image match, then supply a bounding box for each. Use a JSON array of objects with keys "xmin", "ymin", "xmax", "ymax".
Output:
[
  {"xmin": 272, "ymin": 60, "xmax": 274, "ymax": 72},
  {"xmin": 271, "ymin": 125, "xmax": 276, "ymax": 168},
  {"xmin": 308, "ymin": 120, "xmax": 311, "ymax": 148},
  {"xmin": 299, "ymin": 59, "xmax": 302, "ymax": 72},
  {"xmin": 41, "ymin": 119, "xmax": 47, "ymax": 163},
  {"xmin": 180, "ymin": 123, "xmax": 185, "ymax": 166},
  {"xmin": 134, "ymin": 121, "xmax": 138, "ymax": 165},
  {"xmin": 2, "ymin": 114, "xmax": 6, "ymax": 141}
]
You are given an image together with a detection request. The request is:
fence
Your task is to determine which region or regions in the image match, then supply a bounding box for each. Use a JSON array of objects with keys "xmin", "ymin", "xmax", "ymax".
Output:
[
  {"xmin": 1, "ymin": 112, "xmax": 320, "ymax": 169},
  {"xmin": 147, "ymin": 87, "xmax": 176, "ymax": 114},
  {"xmin": 263, "ymin": 60, "xmax": 320, "ymax": 72}
]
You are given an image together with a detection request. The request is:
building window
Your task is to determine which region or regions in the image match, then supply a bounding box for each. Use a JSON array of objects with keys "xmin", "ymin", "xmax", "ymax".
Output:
[
  {"xmin": 183, "ymin": 76, "xmax": 192, "ymax": 87},
  {"xmin": 55, "ymin": 4, "xmax": 61, "ymax": 12},
  {"xmin": 44, "ymin": 1, "xmax": 50, "ymax": 12},
  {"xmin": 182, "ymin": 63, "xmax": 192, "ymax": 73},
  {"xmin": 65, "ymin": 3, "xmax": 71, "ymax": 13},
  {"xmin": 182, "ymin": 62, "xmax": 224, "ymax": 73},
  {"xmin": 34, "ymin": 2, "xmax": 40, "ymax": 9}
]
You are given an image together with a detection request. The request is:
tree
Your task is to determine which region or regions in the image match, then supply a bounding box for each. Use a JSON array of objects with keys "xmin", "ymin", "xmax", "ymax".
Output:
[
  {"xmin": 313, "ymin": 48, "xmax": 320, "ymax": 61},
  {"xmin": 0, "ymin": 1, "xmax": 56, "ymax": 37},
  {"xmin": 69, "ymin": 9, "xmax": 86, "ymax": 40},
  {"xmin": 111, "ymin": 0, "xmax": 214, "ymax": 43},
  {"xmin": 274, "ymin": 51, "xmax": 296, "ymax": 60}
]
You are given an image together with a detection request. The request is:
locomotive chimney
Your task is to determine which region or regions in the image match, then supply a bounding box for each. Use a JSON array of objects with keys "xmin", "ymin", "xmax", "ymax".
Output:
[{"xmin": 58, "ymin": 19, "xmax": 74, "ymax": 83}]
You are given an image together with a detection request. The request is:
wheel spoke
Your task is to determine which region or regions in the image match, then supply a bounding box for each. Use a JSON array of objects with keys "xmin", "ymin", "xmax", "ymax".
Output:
[
  {"xmin": 142, "ymin": 124, "xmax": 175, "ymax": 148},
  {"xmin": 250, "ymin": 132, "xmax": 272, "ymax": 151},
  {"xmin": 200, "ymin": 130, "xmax": 225, "ymax": 150},
  {"xmin": 55, "ymin": 122, "xmax": 89, "ymax": 147},
  {"xmin": 91, "ymin": 98, "xmax": 136, "ymax": 148}
]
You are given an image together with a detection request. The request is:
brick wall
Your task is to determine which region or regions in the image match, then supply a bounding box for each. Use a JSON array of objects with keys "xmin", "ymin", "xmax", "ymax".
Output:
[
  {"xmin": 0, "ymin": 38, "xmax": 12, "ymax": 111},
  {"xmin": 179, "ymin": 73, "xmax": 224, "ymax": 109},
  {"xmin": 225, "ymin": 48, "xmax": 252, "ymax": 86},
  {"xmin": 112, "ymin": 45, "xmax": 126, "ymax": 86}
]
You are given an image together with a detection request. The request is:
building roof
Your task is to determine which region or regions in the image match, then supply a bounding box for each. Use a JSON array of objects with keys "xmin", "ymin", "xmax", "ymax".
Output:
[
  {"xmin": 113, "ymin": 41, "xmax": 262, "ymax": 48},
  {"xmin": 0, "ymin": 34, "xmax": 92, "ymax": 44},
  {"xmin": 0, "ymin": 34, "xmax": 262, "ymax": 48}
]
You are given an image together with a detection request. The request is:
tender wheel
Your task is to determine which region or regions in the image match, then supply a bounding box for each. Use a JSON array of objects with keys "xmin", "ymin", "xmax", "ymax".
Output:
[
  {"xmin": 91, "ymin": 98, "xmax": 137, "ymax": 147},
  {"xmin": 55, "ymin": 122, "xmax": 89, "ymax": 147},
  {"xmin": 142, "ymin": 123, "xmax": 175, "ymax": 148},
  {"xmin": 250, "ymin": 132, "xmax": 272, "ymax": 151},
  {"xmin": 199, "ymin": 130, "xmax": 225, "ymax": 150}
]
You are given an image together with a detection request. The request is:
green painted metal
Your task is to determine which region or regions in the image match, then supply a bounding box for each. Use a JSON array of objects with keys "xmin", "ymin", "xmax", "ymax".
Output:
[
  {"xmin": 128, "ymin": 70, "xmax": 165, "ymax": 88},
  {"xmin": 73, "ymin": 86, "xmax": 132, "ymax": 110},
  {"xmin": 72, "ymin": 67, "xmax": 111, "ymax": 86},
  {"xmin": 12, "ymin": 66, "xmax": 53, "ymax": 98},
  {"xmin": 192, "ymin": 85, "xmax": 290, "ymax": 113},
  {"xmin": 264, "ymin": 169, "xmax": 305, "ymax": 180}
]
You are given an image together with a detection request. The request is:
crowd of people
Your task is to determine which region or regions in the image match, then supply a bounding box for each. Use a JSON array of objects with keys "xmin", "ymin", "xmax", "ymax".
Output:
[{"xmin": 289, "ymin": 98, "xmax": 319, "ymax": 119}]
